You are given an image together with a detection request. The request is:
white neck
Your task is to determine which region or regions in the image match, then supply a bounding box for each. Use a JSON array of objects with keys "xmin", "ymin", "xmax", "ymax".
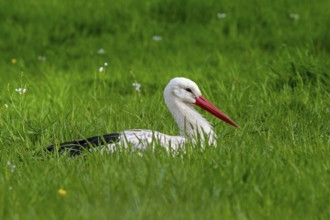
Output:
[{"xmin": 165, "ymin": 99, "xmax": 217, "ymax": 145}]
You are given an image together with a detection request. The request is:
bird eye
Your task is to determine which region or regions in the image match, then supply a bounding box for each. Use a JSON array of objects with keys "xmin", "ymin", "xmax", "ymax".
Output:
[{"xmin": 185, "ymin": 88, "xmax": 192, "ymax": 93}]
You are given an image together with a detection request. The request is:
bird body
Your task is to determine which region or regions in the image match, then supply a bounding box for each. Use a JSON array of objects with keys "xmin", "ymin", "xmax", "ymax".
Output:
[
  {"xmin": 47, "ymin": 77, "xmax": 238, "ymax": 155},
  {"xmin": 112, "ymin": 130, "xmax": 186, "ymax": 151}
]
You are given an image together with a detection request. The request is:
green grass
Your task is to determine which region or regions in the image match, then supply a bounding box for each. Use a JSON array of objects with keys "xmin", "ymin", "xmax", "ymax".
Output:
[{"xmin": 1, "ymin": 0, "xmax": 330, "ymax": 219}]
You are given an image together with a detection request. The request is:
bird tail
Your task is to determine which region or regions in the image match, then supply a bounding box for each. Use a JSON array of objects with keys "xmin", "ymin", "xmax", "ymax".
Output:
[{"xmin": 46, "ymin": 133, "xmax": 120, "ymax": 156}]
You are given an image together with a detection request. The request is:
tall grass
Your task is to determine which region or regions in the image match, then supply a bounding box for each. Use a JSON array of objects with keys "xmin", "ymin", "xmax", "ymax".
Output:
[{"xmin": 0, "ymin": 0, "xmax": 329, "ymax": 219}]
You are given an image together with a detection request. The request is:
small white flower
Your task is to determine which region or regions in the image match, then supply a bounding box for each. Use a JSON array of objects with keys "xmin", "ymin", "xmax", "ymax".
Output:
[
  {"xmin": 97, "ymin": 48, "xmax": 106, "ymax": 54},
  {"xmin": 7, "ymin": 161, "xmax": 16, "ymax": 173},
  {"xmin": 38, "ymin": 56, "xmax": 47, "ymax": 61},
  {"xmin": 99, "ymin": 67, "xmax": 104, "ymax": 72},
  {"xmin": 217, "ymin": 13, "xmax": 227, "ymax": 19},
  {"xmin": 104, "ymin": 62, "xmax": 108, "ymax": 66},
  {"xmin": 11, "ymin": 167, "xmax": 16, "ymax": 173},
  {"xmin": 132, "ymin": 82, "xmax": 141, "ymax": 92},
  {"xmin": 15, "ymin": 88, "xmax": 27, "ymax": 95},
  {"xmin": 152, "ymin": 36, "xmax": 162, "ymax": 41},
  {"xmin": 289, "ymin": 13, "xmax": 300, "ymax": 20}
]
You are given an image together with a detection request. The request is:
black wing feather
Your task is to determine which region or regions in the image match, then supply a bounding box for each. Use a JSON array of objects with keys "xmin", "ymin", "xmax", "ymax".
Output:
[{"xmin": 46, "ymin": 133, "xmax": 120, "ymax": 156}]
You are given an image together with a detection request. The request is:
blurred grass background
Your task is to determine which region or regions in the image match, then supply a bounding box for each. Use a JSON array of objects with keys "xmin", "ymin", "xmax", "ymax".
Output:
[{"xmin": 0, "ymin": 0, "xmax": 329, "ymax": 219}]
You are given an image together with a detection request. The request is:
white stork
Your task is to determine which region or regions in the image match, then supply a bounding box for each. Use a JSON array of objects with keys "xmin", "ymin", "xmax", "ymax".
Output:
[{"xmin": 46, "ymin": 77, "xmax": 238, "ymax": 155}]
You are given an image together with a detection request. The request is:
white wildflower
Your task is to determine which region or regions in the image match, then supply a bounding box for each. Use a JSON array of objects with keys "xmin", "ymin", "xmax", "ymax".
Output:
[
  {"xmin": 97, "ymin": 48, "xmax": 106, "ymax": 54},
  {"xmin": 11, "ymin": 165, "xmax": 16, "ymax": 173},
  {"xmin": 132, "ymin": 82, "xmax": 141, "ymax": 92},
  {"xmin": 7, "ymin": 161, "xmax": 16, "ymax": 173},
  {"xmin": 289, "ymin": 13, "xmax": 300, "ymax": 20},
  {"xmin": 104, "ymin": 62, "xmax": 108, "ymax": 66},
  {"xmin": 15, "ymin": 88, "xmax": 27, "ymax": 95},
  {"xmin": 99, "ymin": 66, "xmax": 104, "ymax": 72},
  {"xmin": 152, "ymin": 36, "xmax": 162, "ymax": 41},
  {"xmin": 38, "ymin": 56, "xmax": 47, "ymax": 61},
  {"xmin": 217, "ymin": 13, "xmax": 227, "ymax": 19}
]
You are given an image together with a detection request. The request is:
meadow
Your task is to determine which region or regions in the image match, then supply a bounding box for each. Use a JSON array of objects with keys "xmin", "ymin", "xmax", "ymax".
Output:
[{"xmin": 0, "ymin": 0, "xmax": 329, "ymax": 219}]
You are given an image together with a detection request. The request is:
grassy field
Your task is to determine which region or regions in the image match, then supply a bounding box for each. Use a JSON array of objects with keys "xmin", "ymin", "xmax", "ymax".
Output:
[{"xmin": 0, "ymin": 0, "xmax": 329, "ymax": 219}]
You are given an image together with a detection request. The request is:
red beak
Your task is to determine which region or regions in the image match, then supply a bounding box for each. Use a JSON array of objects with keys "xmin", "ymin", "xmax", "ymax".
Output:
[{"xmin": 194, "ymin": 96, "xmax": 239, "ymax": 128}]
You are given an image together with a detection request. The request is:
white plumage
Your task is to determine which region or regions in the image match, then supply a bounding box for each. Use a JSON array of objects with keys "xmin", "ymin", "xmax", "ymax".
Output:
[{"xmin": 105, "ymin": 130, "xmax": 186, "ymax": 152}]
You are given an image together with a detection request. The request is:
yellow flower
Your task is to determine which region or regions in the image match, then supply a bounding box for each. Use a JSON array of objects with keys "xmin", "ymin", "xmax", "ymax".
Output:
[
  {"xmin": 58, "ymin": 188, "xmax": 67, "ymax": 196},
  {"xmin": 11, "ymin": 58, "xmax": 17, "ymax": 64}
]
